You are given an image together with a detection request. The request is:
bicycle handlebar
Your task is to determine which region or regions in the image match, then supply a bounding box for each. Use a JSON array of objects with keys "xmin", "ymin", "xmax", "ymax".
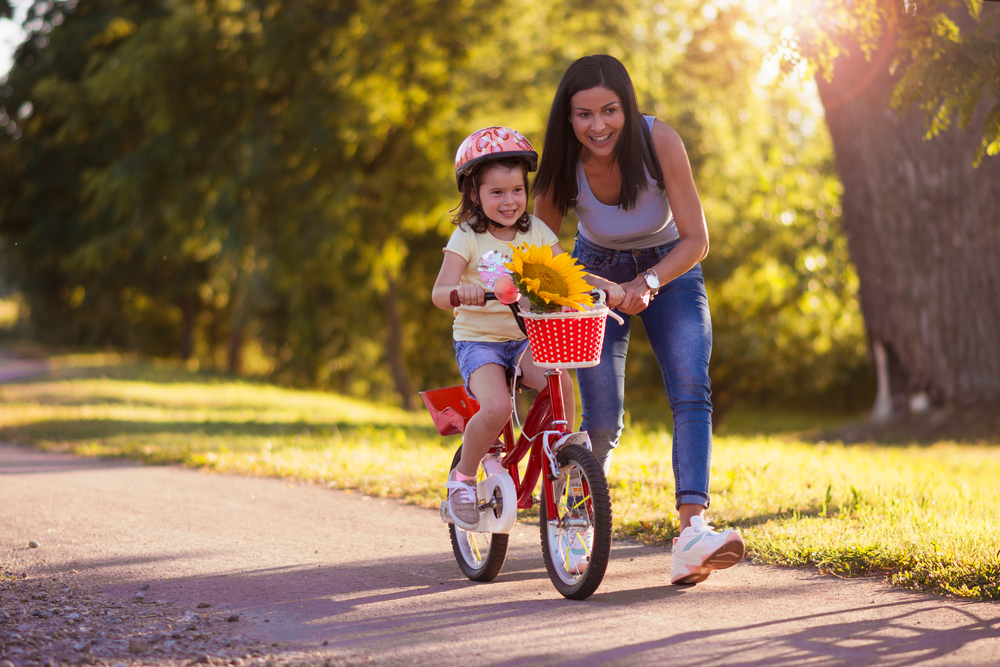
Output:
[{"xmin": 449, "ymin": 288, "xmax": 622, "ymax": 324}]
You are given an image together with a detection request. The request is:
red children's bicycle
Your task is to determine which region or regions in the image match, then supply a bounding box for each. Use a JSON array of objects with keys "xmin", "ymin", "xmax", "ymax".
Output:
[{"xmin": 420, "ymin": 289, "xmax": 622, "ymax": 600}]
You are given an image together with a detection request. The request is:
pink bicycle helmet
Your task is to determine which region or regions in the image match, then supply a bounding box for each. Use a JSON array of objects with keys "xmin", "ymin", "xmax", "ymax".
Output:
[{"xmin": 454, "ymin": 126, "xmax": 538, "ymax": 192}]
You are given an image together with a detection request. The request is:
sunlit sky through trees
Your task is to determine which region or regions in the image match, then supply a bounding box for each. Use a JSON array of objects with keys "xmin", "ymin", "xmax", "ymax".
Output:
[
  {"xmin": 0, "ymin": 0, "xmax": 824, "ymax": 112},
  {"xmin": 0, "ymin": 0, "xmax": 27, "ymax": 76}
]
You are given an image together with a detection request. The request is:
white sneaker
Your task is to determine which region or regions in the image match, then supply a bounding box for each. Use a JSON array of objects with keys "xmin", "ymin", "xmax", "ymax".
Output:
[{"xmin": 670, "ymin": 516, "xmax": 744, "ymax": 585}]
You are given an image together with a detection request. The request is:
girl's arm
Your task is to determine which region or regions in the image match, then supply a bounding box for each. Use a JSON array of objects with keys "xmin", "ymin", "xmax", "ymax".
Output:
[
  {"xmin": 432, "ymin": 250, "xmax": 484, "ymax": 309},
  {"xmin": 552, "ymin": 242, "xmax": 625, "ymax": 309}
]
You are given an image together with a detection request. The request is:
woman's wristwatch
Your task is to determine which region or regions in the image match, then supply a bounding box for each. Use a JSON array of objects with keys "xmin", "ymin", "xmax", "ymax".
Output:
[{"xmin": 641, "ymin": 268, "xmax": 660, "ymax": 295}]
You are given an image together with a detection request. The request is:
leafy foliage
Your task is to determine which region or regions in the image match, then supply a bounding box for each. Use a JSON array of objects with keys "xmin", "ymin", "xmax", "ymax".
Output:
[
  {"xmin": 0, "ymin": 0, "xmax": 869, "ymax": 413},
  {"xmin": 779, "ymin": 0, "xmax": 1000, "ymax": 165}
]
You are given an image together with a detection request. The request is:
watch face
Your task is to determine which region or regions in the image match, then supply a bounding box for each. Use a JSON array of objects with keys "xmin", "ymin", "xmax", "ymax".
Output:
[{"xmin": 644, "ymin": 271, "xmax": 659, "ymax": 290}]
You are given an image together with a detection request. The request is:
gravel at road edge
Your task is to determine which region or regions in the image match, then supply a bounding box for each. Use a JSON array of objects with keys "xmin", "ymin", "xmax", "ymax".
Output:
[{"xmin": 1, "ymin": 570, "xmax": 278, "ymax": 667}]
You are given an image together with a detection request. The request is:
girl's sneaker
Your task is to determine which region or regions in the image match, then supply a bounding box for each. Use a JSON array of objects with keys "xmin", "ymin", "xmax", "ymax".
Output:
[
  {"xmin": 446, "ymin": 471, "xmax": 480, "ymax": 531},
  {"xmin": 670, "ymin": 515, "xmax": 744, "ymax": 585}
]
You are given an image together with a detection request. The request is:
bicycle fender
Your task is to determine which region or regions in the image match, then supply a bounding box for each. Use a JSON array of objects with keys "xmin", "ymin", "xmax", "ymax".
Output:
[{"xmin": 553, "ymin": 431, "xmax": 592, "ymax": 453}]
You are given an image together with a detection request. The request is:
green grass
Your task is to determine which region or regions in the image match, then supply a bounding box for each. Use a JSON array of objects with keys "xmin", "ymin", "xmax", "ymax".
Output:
[{"xmin": 2, "ymin": 352, "xmax": 999, "ymax": 600}]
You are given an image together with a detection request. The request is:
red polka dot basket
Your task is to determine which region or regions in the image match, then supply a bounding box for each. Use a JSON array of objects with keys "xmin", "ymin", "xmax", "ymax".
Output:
[{"xmin": 520, "ymin": 307, "xmax": 610, "ymax": 369}]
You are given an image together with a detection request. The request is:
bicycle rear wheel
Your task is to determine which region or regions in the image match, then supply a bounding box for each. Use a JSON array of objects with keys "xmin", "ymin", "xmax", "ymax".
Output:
[
  {"xmin": 448, "ymin": 446, "xmax": 509, "ymax": 582},
  {"xmin": 540, "ymin": 443, "xmax": 612, "ymax": 600}
]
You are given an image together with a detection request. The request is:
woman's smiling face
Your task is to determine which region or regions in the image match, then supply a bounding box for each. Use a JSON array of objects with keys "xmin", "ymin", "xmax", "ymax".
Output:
[{"xmin": 569, "ymin": 85, "xmax": 624, "ymax": 158}]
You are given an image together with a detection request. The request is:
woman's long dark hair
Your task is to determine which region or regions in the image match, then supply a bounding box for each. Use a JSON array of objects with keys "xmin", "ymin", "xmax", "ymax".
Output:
[
  {"xmin": 533, "ymin": 54, "xmax": 649, "ymax": 217},
  {"xmin": 451, "ymin": 158, "xmax": 532, "ymax": 234}
]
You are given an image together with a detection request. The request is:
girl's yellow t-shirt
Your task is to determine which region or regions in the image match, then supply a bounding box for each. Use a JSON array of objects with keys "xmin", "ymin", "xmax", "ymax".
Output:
[{"xmin": 444, "ymin": 216, "xmax": 559, "ymax": 342}]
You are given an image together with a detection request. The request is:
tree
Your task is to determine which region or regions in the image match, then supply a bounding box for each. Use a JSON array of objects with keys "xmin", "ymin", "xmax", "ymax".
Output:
[{"xmin": 785, "ymin": 1, "xmax": 1000, "ymax": 417}]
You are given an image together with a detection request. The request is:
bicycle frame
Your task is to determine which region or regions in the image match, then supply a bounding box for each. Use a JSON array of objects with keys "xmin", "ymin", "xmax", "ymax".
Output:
[{"xmin": 422, "ymin": 366, "xmax": 584, "ymax": 529}]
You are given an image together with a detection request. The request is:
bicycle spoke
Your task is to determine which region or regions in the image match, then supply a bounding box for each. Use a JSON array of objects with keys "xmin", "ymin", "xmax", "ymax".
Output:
[
  {"xmin": 471, "ymin": 533, "xmax": 484, "ymax": 563},
  {"xmin": 576, "ymin": 531, "xmax": 592, "ymax": 557}
]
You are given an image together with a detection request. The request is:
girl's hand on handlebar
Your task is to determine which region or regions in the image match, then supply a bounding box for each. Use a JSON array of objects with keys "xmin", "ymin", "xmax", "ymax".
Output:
[{"xmin": 454, "ymin": 283, "xmax": 487, "ymax": 306}]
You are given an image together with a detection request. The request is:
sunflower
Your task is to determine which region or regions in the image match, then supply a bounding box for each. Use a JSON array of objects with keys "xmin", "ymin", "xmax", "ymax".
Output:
[{"xmin": 505, "ymin": 243, "xmax": 594, "ymax": 312}]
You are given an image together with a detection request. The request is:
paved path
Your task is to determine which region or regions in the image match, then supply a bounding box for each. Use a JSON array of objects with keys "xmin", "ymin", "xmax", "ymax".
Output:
[
  {"xmin": 0, "ymin": 356, "xmax": 48, "ymax": 384},
  {"xmin": 2, "ymin": 444, "xmax": 999, "ymax": 666}
]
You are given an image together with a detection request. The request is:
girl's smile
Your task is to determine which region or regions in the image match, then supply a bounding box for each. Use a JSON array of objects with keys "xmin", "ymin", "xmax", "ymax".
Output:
[{"xmin": 474, "ymin": 165, "xmax": 528, "ymax": 239}]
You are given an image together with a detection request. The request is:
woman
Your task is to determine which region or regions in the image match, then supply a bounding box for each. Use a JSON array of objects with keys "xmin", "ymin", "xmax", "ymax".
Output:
[{"xmin": 533, "ymin": 54, "xmax": 744, "ymax": 585}]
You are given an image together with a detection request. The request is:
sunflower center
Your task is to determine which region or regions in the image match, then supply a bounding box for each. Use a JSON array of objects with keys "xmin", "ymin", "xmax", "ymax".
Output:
[{"xmin": 522, "ymin": 264, "xmax": 570, "ymax": 296}]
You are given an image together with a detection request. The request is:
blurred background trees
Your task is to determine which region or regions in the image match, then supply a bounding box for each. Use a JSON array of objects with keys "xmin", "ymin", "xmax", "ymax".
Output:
[{"xmin": 2, "ymin": 0, "xmax": 993, "ymax": 421}]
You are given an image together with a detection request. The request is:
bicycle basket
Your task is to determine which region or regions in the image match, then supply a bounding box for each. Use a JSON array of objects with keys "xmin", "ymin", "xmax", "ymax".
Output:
[
  {"xmin": 419, "ymin": 385, "xmax": 480, "ymax": 436},
  {"xmin": 520, "ymin": 307, "xmax": 609, "ymax": 369}
]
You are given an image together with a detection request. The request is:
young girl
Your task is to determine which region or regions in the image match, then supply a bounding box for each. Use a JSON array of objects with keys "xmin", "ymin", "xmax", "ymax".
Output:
[{"xmin": 432, "ymin": 126, "xmax": 623, "ymax": 530}]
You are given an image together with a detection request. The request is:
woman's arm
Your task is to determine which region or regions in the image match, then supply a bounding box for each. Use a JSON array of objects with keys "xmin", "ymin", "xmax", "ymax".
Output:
[
  {"xmin": 634, "ymin": 121, "xmax": 709, "ymax": 293},
  {"xmin": 533, "ymin": 190, "xmax": 563, "ymax": 237},
  {"xmin": 432, "ymin": 250, "xmax": 483, "ymax": 309},
  {"xmin": 616, "ymin": 123, "xmax": 706, "ymax": 314}
]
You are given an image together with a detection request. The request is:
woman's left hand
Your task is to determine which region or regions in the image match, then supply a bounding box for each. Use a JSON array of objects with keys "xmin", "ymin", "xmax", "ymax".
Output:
[
  {"xmin": 617, "ymin": 277, "xmax": 651, "ymax": 315},
  {"xmin": 603, "ymin": 283, "xmax": 626, "ymax": 310}
]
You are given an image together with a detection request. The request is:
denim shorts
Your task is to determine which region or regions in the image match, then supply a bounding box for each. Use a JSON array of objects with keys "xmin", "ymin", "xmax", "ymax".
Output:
[{"xmin": 454, "ymin": 339, "xmax": 530, "ymax": 398}]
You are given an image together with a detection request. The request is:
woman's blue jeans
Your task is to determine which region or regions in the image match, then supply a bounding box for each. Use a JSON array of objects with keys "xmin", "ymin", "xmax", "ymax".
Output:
[{"xmin": 572, "ymin": 234, "xmax": 713, "ymax": 509}]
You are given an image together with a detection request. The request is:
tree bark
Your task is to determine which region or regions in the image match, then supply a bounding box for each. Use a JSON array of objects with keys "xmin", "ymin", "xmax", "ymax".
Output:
[
  {"xmin": 384, "ymin": 278, "xmax": 416, "ymax": 410},
  {"xmin": 816, "ymin": 30, "xmax": 1000, "ymax": 415}
]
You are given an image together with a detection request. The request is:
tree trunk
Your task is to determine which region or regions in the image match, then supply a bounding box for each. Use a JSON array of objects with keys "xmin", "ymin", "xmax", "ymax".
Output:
[
  {"xmin": 178, "ymin": 294, "xmax": 198, "ymax": 361},
  {"xmin": 228, "ymin": 330, "xmax": 244, "ymax": 375},
  {"xmin": 384, "ymin": 278, "xmax": 416, "ymax": 410},
  {"xmin": 816, "ymin": 31, "xmax": 1000, "ymax": 416}
]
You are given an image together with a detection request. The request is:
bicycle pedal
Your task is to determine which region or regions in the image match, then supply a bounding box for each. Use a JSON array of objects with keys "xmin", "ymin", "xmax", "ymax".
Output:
[{"xmin": 439, "ymin": 501, "xmax": 454, "ymax": 525}]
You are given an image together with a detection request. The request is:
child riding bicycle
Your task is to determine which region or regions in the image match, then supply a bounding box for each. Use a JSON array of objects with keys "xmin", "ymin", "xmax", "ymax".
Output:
[{"xmin": 431, "ymin": 126, "xmax": 624, "ymax": 531}]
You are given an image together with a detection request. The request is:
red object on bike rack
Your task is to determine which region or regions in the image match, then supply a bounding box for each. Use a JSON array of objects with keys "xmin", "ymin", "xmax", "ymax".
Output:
[{"xmin": 419, "ymin": 386, "xmax": 480, "ymax": 436}]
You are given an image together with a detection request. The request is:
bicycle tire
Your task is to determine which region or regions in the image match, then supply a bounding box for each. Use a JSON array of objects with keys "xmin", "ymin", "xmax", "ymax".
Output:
[
  {"xmin": 539, "ymin": 443, "xmax": 612, "ymax": 600},
  {"xmin": 448, "ymin": 446, "xmax": 509, "ymax": 582}
]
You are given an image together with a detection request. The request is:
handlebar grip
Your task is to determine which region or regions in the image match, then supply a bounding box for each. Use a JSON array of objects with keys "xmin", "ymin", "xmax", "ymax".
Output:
[{"xmin": 449, "ymin": 290, "xmax": 496, "ymax": 307}]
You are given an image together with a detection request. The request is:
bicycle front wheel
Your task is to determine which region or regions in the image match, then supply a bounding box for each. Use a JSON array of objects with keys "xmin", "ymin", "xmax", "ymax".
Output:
[
  {"xmin": 540, "ymin": 443, "xmax": 612, "ymax": 600},
  {"xmin": 448, "ymin": 446, "xmax": 509, "ymax": 582}
]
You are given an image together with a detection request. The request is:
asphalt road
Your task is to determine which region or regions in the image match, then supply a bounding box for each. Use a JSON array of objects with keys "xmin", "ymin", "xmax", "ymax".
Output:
[{"xmin": 2, "ymin": 443, "xmax": 1000, "ymax": 666}]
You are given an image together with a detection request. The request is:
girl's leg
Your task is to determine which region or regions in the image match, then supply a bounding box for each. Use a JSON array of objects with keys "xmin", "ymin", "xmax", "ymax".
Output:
[
  {"xmin": 458, "ymin": 363, "xmax": 514, "ymax": 477},
  {"xmin": 517, "ymin": 347, "xmax": 576, "ymax": 430},
  {"xmin": 639, "ymin": 264, "xmax": 714, "ymax": 520}
]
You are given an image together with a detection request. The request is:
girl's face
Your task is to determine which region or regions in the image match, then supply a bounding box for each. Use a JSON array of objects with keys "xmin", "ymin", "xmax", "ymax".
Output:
[
  {"xmin": 569, "ymin": 85, "xmax": 624, "ymax": 159},
  {"xmin": 474, "ymin": 165, "xmax": 528, "ymax": 228}
]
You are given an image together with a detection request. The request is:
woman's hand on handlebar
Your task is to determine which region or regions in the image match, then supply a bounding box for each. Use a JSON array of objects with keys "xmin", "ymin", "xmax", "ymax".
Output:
[
  {"xmin": 585, "ymin": 274, "xmax": 626, "ymax": 311},
  {"xmin": 602, "ymin": 283, "xmax": 626, "ymax": 310},
  {"xmin": 617, "ymin": 277, "xmax": 651, "ymax": 315}
]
